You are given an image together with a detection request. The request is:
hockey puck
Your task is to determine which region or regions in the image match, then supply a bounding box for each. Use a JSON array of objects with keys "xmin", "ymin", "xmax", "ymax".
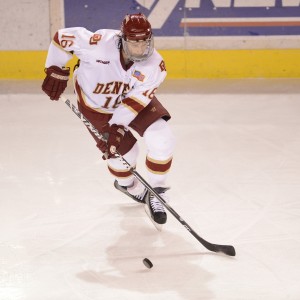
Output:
[{"xmin": 143, "ymin": 258, "xmax": 153, "ymax": 269}]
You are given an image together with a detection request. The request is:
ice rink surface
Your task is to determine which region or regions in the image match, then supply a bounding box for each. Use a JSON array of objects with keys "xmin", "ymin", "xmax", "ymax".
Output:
[{"xmin": 1, "ymin": 79, "xmax": 300, "ymax": 300}]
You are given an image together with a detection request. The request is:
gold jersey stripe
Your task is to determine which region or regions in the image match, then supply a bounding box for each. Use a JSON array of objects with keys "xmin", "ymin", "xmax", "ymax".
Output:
[{"xmin": 122, "ymin": 97, "xmax": 146, "ymax": 115}]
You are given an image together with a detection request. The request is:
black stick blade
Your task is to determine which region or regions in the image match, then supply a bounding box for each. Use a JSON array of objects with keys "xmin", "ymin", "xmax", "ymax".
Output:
[
  {"xmin": 216, "ymin": 245, "xmax": 236, "ymax": 256},
  {"xmin": 195, "ymin": 234, "xmax": 236, "ymax": 256}
]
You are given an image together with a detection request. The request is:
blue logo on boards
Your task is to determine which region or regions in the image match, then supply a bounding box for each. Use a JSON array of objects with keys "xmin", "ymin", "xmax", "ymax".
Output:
[{"xmin": 64, "ymin": 0, "xmax": 300, "ymax": 36}]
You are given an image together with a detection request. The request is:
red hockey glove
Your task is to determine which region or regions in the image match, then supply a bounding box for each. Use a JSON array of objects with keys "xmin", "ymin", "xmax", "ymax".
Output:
[
  {"xmin": 42, "ymin": 66, "xmax": 70, "ymax": 100},
  {"xmin": 97, "ymin": 124, "xmax": 126, "ymax": 160}
]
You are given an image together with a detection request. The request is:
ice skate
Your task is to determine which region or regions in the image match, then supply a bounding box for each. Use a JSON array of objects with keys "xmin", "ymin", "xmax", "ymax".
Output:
[
  {"xmin": 114, "ymin": 180, "xmax": 148, "ymax": 203},
  {"xmin": 145, "ymin": 187, "xmax": 169, "ymax": 231}
]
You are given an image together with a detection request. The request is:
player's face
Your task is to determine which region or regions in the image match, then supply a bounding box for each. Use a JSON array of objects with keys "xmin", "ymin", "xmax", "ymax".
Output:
[
  {"xmin": 122, "ymin": 36, "xmax": 154, "ymax": 62},
  {"xmin": 126, "ymin": 39, "xmax": 148, "ymax": 57}
]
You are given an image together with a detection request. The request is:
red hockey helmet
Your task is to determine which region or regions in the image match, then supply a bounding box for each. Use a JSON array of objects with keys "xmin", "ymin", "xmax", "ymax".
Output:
[
  {"xmin": 121, "ymin": 13, "xmax": 152, "ymax": 41},
  {"xmin": 121, "ymin": 13, "xmax": 154, "ymax": 62}
]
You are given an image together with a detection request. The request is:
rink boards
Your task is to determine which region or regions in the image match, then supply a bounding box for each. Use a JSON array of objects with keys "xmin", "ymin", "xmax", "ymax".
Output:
[{"xmin": 1, "ymin": 0, "xmax": 300, "ymax": 79}]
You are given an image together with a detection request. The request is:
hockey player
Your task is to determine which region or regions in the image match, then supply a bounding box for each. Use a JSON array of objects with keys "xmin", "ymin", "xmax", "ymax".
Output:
[{"xmin": 42, "ymin": 13, "xmax": 175, "ymax": 226}]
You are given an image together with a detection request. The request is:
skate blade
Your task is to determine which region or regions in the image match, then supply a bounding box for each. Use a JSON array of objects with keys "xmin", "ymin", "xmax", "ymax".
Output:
[{"xmin": 144, "ymin": 204, "xmax": 163, "ymax": 232}]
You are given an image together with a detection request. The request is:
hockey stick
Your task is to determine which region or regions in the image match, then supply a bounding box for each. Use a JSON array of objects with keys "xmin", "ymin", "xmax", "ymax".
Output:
[{"xmin": 60, "ymin": 96, "xmax": 236, "ymax": 257}]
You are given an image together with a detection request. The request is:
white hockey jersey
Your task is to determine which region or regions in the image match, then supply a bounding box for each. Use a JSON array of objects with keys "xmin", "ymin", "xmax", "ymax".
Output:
[{"xmin": 45, "ymin": 27, "xmax": 167, "ymax": 127}]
